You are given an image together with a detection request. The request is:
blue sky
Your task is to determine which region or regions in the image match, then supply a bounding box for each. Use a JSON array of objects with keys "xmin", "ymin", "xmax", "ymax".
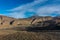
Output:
[{"xmin": 0, "ymin": 0, "xmax": 60, "ymax": 18}]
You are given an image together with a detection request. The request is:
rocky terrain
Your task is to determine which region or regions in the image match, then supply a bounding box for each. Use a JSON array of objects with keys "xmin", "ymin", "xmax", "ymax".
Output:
[
  {"xmin": 0, "ymin": 15, "xmax": 59, "ymax": 40},
  {"xmin": 0, "ymin": 15, "xmax": 60, "ymax": 29},
  {"xmin": 0, "ymin": 30, "xmax": 60, "ymax": 40}
]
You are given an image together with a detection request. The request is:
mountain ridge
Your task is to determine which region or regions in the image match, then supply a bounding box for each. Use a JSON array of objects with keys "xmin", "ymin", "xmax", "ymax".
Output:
[{"xmin": 0, "ymin": 15, "xmax": 59, "ymax": 29}]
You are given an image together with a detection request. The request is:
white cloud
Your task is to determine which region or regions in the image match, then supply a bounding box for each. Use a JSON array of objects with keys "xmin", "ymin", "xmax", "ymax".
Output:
[
  {"xmin": 36, "ymin": 5, "xmax": 60, "ymax": 16},
  {"xmin": 8, "ymin": 0, "xmax": 47, "ymax": 11},
  {"xmin": 6, "ymin": 0, "xmax": 60, "ymax": 18},
  {"xmin": 8, "ymin": 11, "xmax": 26, "ymax": 18},
  {"xmin": 6, "ymin": 0, "xmax": 48, "ymax": 18}
]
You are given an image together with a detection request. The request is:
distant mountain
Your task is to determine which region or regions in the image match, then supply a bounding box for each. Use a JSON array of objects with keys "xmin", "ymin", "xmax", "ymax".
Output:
[{"xmin": 0, "ymin": 15, "xmax": 59, "ymax": 29}]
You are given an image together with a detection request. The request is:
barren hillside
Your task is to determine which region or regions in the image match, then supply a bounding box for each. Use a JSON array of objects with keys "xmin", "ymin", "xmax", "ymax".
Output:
[
  {"xmin": 0, "ymin": 15, "xmax": 59, "ymax": 40},
  {"xmin": 0, "ymin": 15, "xmax": 59, "ymax": 29}
]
